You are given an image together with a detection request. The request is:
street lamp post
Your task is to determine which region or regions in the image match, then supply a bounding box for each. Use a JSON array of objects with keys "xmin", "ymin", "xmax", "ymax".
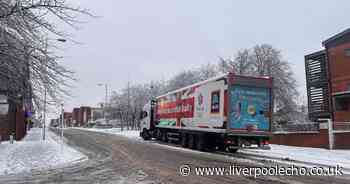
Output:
[
  {"xmin": 98, "ymin": 83, "xmax": 108, "ymax": 122},
  {"xmin": 42, "ymin": 38, "xmax": 48, "ymax": 141},
  {"xmin": 61, "ymin": 103, "xmax": 64, "ymax": 140},
  {"xmin": 43, "ymin": 87, "xmax": 47, "ymax": 140},
  {"xmin": 42, "ymin": 38, "xmax": 67, "ymax": 141}
]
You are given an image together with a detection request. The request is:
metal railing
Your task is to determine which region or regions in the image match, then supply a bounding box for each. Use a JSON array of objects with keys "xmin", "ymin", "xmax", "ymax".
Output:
[
  {"xmin": 333, "ymin": 122, "xmax": 350, "ymax": 132},
  {"xmin": 273, "ymin": 122, "xmax": 320, "ymax": 133}
]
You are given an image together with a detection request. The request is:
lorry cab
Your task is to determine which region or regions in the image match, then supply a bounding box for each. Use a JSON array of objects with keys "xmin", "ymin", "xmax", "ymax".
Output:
[
  {"xmin": 140, "ymin": 103, "xmax": 151, "ymax": 131},
  {"xmin": 140, "ymin": 100, "xmax": 157, "ymax": 139}
]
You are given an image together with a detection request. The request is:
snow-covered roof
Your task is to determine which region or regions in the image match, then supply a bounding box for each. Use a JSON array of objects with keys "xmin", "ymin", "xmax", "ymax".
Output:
[{"xmin": 322, "ymin": 28, "xmax": 350, "ymax": 46}]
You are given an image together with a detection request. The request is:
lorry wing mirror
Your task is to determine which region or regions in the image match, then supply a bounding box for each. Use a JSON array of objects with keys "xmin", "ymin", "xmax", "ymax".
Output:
[{"xmin": 140, "ymin": 111, "xmax": 148, "ymax": 119}]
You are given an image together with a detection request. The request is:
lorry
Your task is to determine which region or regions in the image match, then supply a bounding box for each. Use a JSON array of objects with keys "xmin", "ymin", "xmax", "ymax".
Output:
[{"xmin": 140, "ymin": 73, "xmax": 273, "ymax": 153}]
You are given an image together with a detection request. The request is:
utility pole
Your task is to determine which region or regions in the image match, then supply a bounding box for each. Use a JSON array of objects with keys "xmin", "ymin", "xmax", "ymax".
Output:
[
  {"xmin": 105, "ymin": 84, "xmax": 108, "ymax": 123},
  {"xmin": 42, "ymin": 38, "xmax": 66, "ymax": 140},
  {"xmin": 98, "ymin": 83, "xmax": 108, "ymax": 123},
  {"xmin": 42, "ymin": 38, "xmax": 48, "ymax": 141},
  {"xmin": 61, "ymin": 103, "xmax": 64, "ymax": 139},
  {"xmin": 43, "ymin": 87, "xmax": 47, "ymax": 140},
  {"xmin": 127, "ymin": 80, "xmax": 130, "ymax": 130}
]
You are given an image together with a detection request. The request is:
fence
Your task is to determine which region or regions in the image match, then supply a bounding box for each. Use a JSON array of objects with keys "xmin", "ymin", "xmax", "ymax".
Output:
[
  {"xmin": 333, "ymin": 122, "xmax": 350, "ymax": 132},
  {"xmin": 272, "ymin": 119, "xmax": 350, "ymax": 149},
  {"xmin": 273, "ymin": 122, "xmax": 320, "ymax": 133}
]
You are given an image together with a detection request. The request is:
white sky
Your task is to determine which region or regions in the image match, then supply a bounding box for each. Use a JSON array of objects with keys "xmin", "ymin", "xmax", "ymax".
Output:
[{"xmin": 57, "ymin": 0, "xmax": 350, "ymax": 112}]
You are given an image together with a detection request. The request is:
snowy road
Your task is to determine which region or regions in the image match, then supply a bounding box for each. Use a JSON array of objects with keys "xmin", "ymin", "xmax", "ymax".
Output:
[{"xmin": 1, "ymin": 128, "xmax": 350, "ymax": 184}]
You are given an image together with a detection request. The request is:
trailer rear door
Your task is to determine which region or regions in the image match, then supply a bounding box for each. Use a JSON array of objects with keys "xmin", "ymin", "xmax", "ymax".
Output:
[{"xmin": 227, "ymin": 75, "xmax": 273, "ymax": 133}]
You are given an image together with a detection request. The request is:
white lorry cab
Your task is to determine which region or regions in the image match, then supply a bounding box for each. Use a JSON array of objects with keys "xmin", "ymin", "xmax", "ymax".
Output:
[{"xmin": 140, "ymin": 103, "xmax": 151, "ymax": 133}]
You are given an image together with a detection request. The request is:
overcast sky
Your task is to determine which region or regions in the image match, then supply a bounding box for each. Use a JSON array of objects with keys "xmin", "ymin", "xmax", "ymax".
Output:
[{"xmin": 58, "ymin": 0, "xmax": 350, "ymax": 112}]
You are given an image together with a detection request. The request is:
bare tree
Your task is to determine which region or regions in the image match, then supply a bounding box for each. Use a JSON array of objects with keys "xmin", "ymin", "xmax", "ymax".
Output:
[
  {"xmin": 218, "ymin": 44, "xmax": 299, "ymax": 123},
  {"xmin": 197, "ymin": 63, "xmax": 219, "ymax": 81},
  {"xmin": 167, "ymin": 70, "xmax": 201, "ymax": 92},
  {"xmin": 0, "ymin": 0, "xmax": 92, "ymax": 112},
  {"xmin": 218, "ymin": 49, "xmax": 252, "ymax": 75},
  {"xmin": 250, "ymin": 44, "xmax": 298, "ymax": 113},
  {"xmin": 167, "ymin": 64, "xmax": 220, "ymax": 92}
]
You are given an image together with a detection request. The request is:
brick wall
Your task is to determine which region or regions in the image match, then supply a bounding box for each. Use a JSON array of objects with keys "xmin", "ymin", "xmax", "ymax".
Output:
[
  {"xmin": 0, "ymin": 127, "xmax": 9, "ymax": 141},
  {"xmin": 328, "ymin": 42, "xmax": 350, "ymax": 87},
  {"xmin": 334, "ymin": 132, "xmax": 350, "ymax": 149},
  {"xmin": 0, "ymin": 101, "xmax": 27, "ymax": 141},
  {"xmin": 271, "ymin": 129, "xmax": 330, "ymax": 149},
  {"xmin": 328, "ymin": 42, "xmax": 350, "ymax": 122},
  {"xmin": 15, "ymin": 104, "xmax": 26, "ymax": 141},
  {"xmin": 271, "ymin": 128, "xmax": 350, "ymax": 149},
  {"xmin": 334, "ymin": 111, "xmax": 350, "ymax": 122},
  {"xmin": 0, "ymin": 114, "xmax": 10, "ymax": 140}
]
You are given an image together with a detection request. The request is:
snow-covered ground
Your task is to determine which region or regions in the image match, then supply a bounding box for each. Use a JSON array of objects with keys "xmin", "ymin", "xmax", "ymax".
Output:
[
  {"xmin": 75, "ymin": 127, "xmax": 350, "ymax": 172},
  {"xmin": 73, "ymin": 127, "xmax": 141, "ymax": 140},
  {"xmin": 240, "ymin": 144, "xmax": 350, "ymax": 171},
  {"xmin": 0, "ymin": 128, "xmax": 87, "ymax": 175}
]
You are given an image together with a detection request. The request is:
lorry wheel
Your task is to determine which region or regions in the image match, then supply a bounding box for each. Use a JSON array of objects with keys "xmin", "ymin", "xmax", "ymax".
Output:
[
  {"xmin": 181, "ymin": 133, "xmax": 188, "ymax": 147},
  {"xmin": 196, "ymin": 135, "xmax": 205, "ymax": 151},
  {"xmin": 188, "ymin": 134, "xmax": 196, "ymax": 149},
  {"xmin": 156, "ymin": 129, "xmax": 162, "ymax": 141},
  {"xmin": 227, "ymin": 148, "xmax": 238, "ymax": 153},
  {"xmin": 141, "ymin": 129, "xmax": 150, "ymax": 140},
  {"xmin": 161, "ymin": 131, "xmax": 168, "ymax": 142}
]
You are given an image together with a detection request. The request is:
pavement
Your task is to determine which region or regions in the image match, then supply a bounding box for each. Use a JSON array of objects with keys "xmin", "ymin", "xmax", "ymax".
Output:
[
  {"xmin": 0, "ymin": 128, "xmax": 86, "ymax": 176},
  {"xmin": 1, "ymin": 128, "xmax": 350, "ymax": 184}
]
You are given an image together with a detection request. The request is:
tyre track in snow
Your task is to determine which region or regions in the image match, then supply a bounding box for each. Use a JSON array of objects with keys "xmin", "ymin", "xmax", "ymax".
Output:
[{"xmin": 1, "ymin": 128, "xmax": 349, "ymax": 184}]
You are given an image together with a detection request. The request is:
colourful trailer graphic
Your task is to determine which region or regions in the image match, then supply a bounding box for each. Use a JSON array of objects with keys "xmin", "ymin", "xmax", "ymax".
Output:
[{"xmin": 229, "ymin": 85, "xmax": 271, "ymax": 131}]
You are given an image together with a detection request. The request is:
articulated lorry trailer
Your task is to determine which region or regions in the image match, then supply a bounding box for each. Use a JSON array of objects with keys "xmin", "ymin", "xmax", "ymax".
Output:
[{"xmin": 140, "ymin": 73, "xmax": 273, "ymax": 152}]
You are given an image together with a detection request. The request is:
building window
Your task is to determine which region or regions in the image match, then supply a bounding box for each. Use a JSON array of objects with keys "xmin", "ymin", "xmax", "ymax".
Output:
[
  {"xmin": 345, "ymin": 48, "xmax": 350, "ymax": 57},
  {"xmin": 0, "ymin": 95, "xmax": 8, "ymax": 115},
  {"xmin": 334, "ymin": 96, "xmax": 350, "ymax": 111},
  {"xmin": 211, "ymin": 90, "xmax": 220, "ymax": 113}
]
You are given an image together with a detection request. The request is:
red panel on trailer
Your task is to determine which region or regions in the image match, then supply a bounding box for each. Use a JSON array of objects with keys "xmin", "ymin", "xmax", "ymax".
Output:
[
  {"xmin": 157, "ymin": 97, "xmax": 194, "ymax": 119},
  {"xmin": 224, "ymin": 90, "xmax": 228, "ymax": 117}
]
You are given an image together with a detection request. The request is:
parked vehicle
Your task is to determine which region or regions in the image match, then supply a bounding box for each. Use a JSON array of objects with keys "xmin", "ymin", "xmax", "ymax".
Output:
[
  {"xmin": 140, "ymin": 73, "xmax": 273, "ymax": 152},
  {"xmin": 86, "ymin": 120, "xmax": 96, "ymax": 128},
  {"xmin": 108, "ymin": 119, "xmax": 122, "ymax": 128},
  {"xmin": 93, "ymin": 118, "xmax": 112, "ymax": 129},
  {"xmin": 94, "ymin": 123, "xmax": 113, "ymax": 129}
]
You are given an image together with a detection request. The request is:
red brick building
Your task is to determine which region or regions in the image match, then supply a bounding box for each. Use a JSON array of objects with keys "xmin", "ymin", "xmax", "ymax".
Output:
[
  {"xmin": 71, "ymin": 106, "xmax": 91, "ymax": 127},
  {"xmin": 323, "ymin": 30, "xmax": 350, "ymax": 122},
  {"xmin": 63, "ymin": 112, "xmax": 73, "ymax": 127},
  {"xmin": 72, "ymin": 108, "xmax": 80, "ymax": 126},
  {"xmin": 305, "ymin": 28, "xmax": 350, "ymax": 122}
]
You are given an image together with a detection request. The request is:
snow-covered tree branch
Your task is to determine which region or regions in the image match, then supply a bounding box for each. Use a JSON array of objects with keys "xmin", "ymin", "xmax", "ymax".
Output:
[{"xmin": 0, "ymin": 0, "xmax": 92, "ymax": 111}]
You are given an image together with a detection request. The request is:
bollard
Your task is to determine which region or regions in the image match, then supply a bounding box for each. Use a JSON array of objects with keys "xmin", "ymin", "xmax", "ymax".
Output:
[{"xmin": 10, "ymin": 133, "xmax": 14, "ymax": 144}]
